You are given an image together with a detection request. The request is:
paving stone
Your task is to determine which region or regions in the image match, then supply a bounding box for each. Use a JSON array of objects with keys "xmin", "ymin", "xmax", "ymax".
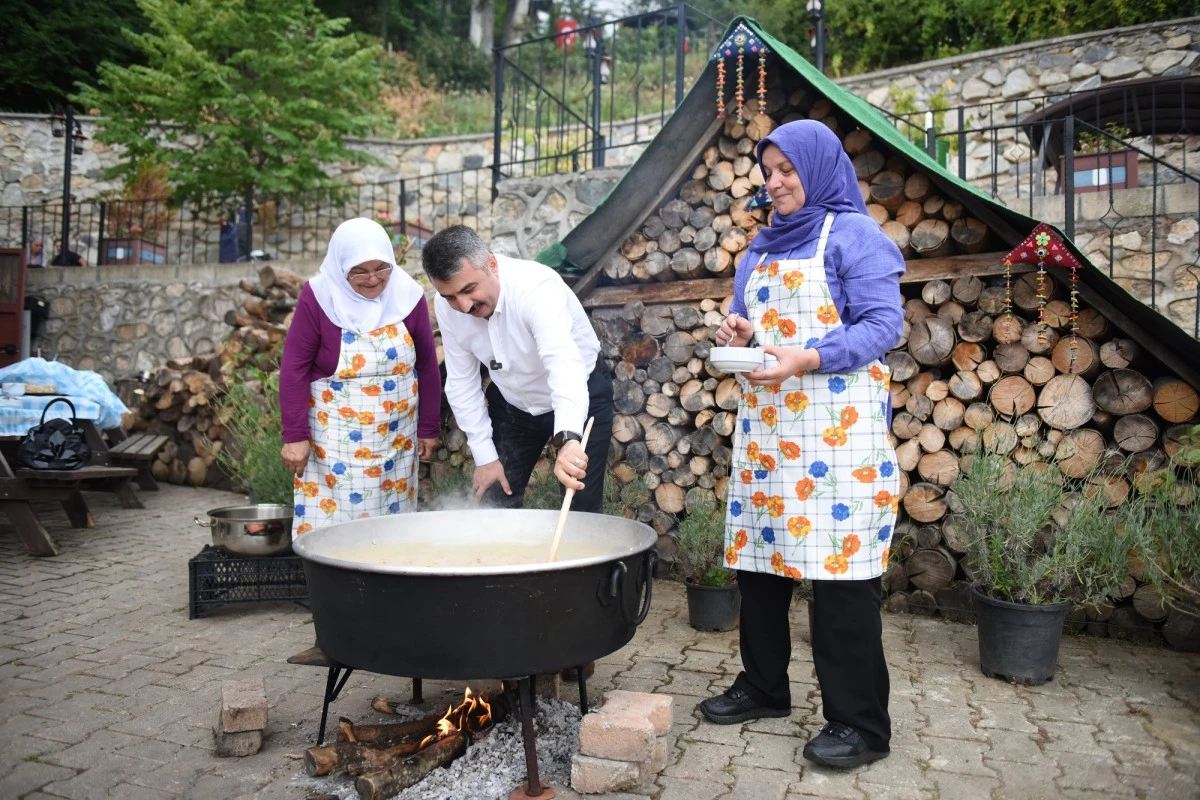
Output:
[
  {"xmin": 1054, "ymin": 750, "xmax": 1131, "ymax": 794},
  {"xmin": 677, "ymin": 648, "xmax": 727, "ymax": 674},
  {"xmin": 657, "ymin": 775, "xmax": 730, "ymax": 800},
  {"xmin": 786, "ymin": 766, "xmax": 866, "ymax": 798},
  {"xmin": 661, "ymin": 740, "xmax": 741, "ymax": 781},
  {"xmin": 1036, "ymin": 720, "xmax": 1107, "ymax": 755},
  {"xmin": 926, "ymin": 771, "xmax": 1002, "ymax": 799},
  {"xmin": 981, "ymin": 730, "xmax": 1045, "ymax": 763},
  {"xmin": 731, "ymin": 730, "xmax": 801, "ymax": 770},
  {"xmin": 725, "ymin": 766, "xmax": 792, "ymax": 799},
  {"xmin": 920, "ymin": 706, "xmax": 989, "ymax": 742},
  {"xmin": 0, "ymin": 760, "xmax": 78, "ymax": 798},
  {"xmin": 663, "ymin": 667, "xmax": 719, "ymax": 698},
  {"xmin": 918, "ymin": 736, "xmax": 997, "ymax": 776},
  {"xmin": 38, "ymin": 729, "xmax": 149, "ymax": 770},
  {"xmin": 40, "ymin": 752, "xmax": 146, "ymax": 799},
  {"xmin": 973, "ymin": 700, "xmax": 1039, "ymax": 733},
  {"xmin": 852, "ymin": 782, "xmax": 931, "ymax": 800}
]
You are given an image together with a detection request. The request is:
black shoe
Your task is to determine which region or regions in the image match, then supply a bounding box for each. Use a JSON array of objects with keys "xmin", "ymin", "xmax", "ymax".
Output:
[
  {"xmin": 802, "ymin": 722, "xmax": 889, "ymax": 768},
  {"xmin": 698, "ymin": 687, "xmax": 790, "ymax": 725}
]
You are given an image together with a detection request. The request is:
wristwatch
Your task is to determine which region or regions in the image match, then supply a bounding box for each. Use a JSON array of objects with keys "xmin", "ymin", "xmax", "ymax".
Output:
[{"xmin": 551, "ymin": 430, "xmax": 582, "ymax": 451}]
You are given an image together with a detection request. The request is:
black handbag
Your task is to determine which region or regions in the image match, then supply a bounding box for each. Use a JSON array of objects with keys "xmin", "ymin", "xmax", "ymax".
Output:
[{"xmin": 17, "ymin": 397, "xmax": 92, "ymax": 470}]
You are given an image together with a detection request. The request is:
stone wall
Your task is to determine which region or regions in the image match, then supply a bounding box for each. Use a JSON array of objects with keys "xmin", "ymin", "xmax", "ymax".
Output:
[
  {"xmin": 24, "ymin": 170, "xmax": 622, "ymax": 382},
  {"xmin": 838, "ymin": 18, "xmax": 1200, "ymax": 193}
]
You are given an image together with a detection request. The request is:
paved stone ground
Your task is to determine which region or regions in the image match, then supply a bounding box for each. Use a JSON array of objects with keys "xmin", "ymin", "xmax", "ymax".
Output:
[{"xmin": 1, "ymin": 486, "xmax": 1197, "ymax": 800}]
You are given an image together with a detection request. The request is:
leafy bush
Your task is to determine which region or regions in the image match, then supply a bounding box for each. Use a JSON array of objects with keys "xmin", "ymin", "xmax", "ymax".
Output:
[
  {"xmin": 211, "ymin": 369, "xmax": 293, "ymax": 506},
  {"xmin": 1134, "ymin": 424, "xmax": 1200, "ymax": 616},
  {"xmin": 674, "ymin": 497, "xmax": 733, "ymax": 587},
  {"xmin": 953, "ymin": 448, "xmax": 1135, "ymax": 606}
]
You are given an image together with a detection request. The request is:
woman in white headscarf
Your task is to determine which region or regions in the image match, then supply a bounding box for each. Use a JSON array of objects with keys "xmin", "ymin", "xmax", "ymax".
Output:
[{"xmin": 279, "ymin": 218, "xmax": 441, "ymax": 536}]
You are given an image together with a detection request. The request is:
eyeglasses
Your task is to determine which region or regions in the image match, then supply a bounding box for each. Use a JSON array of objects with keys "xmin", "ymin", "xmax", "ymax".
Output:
[{"xmin": 348, "ymin": 265, "xmax": 393, "ymax": 285}]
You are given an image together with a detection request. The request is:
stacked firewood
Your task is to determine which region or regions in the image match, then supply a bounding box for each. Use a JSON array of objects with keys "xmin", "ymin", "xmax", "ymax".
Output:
[
  {"xmin": 882, "ymin": 271, "xmax": 1200, "ymax": 649},
  {"xmin": 601, "ymin": 91, "xmax": 993, "ymax": 287},
  {"xmin": 587, "ymin": 86, "xmax": 1199, "ymax": 649},
  {"xmin": 122, "ymin": 265, "xmax": 305, "ymax": 486}
]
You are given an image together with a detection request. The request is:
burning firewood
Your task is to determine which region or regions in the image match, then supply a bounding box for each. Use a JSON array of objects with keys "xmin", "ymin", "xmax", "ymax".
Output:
[
  {"xmin": 308, "ymin": 688, "xmax": 508, "ymax": 790},
  {"xmin": 354, "ymin": 731, "xmax": 466, "ymax": 800},
  {"xmin": 335, "ymin": 715, "xmax": 442, "ymax": 746},
  {"xmin": 305, "ymin": 738, "xmax": 423, "ymax": 777}
]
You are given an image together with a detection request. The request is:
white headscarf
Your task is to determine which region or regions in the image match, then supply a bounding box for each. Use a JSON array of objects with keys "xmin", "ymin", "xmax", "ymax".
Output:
[{"xmin": 308, "ymin": 218, "xmax": 425, "ymax": 334}]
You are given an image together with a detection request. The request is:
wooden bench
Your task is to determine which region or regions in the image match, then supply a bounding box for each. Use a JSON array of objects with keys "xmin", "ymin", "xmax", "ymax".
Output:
[
  {"xmin": 106, "ymin": 431, "xmax": 169, "ymax": 491},
  {"xmin": 15, "ymin": 464, "xmax": 143, "ymax": 512},
  {"xmin": 287, "ymin": 644, "xmax": 423, "ymax": 745}
]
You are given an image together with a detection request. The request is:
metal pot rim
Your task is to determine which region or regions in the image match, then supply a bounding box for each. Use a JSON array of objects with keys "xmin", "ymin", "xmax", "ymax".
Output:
[
  {"xmin": 205, "ymin": 504, "xmax": 294, "ymax": 520},
  {"xmin": 292, "ymin": 508, "xmax": 656, "ymax": 576}
]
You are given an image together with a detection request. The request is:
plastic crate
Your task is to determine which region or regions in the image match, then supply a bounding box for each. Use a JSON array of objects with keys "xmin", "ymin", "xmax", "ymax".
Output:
[{"xmin": 188, "ymin": 545, "xmax": 308, "ymax": 619}]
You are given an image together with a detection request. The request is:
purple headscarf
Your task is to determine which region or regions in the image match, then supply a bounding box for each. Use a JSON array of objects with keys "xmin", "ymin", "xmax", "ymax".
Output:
[{"xmin": 745, "ymin": 120, "xmax": 868, "ymax": 261}]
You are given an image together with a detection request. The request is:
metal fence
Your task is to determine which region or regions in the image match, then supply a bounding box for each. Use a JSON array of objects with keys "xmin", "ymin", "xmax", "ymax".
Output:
[
  {"xmin": 491, "ymin": 4, "xmax": 726, "ymax": 193},
  {"xmin": 878, "ymin": 85, "xmax": 1200, "ymax": 337},
  {"xmin": 0, "ymin": 167, "xmax": 495, "ymax": 266}
]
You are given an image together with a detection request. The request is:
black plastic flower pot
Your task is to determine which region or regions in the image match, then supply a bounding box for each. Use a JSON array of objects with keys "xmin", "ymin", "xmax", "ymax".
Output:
[
  {"xmin": 686, "ymin": 579, "xmax": 741, "ymax": 632},
  {"xmin": 972, "ymin": 587, "xmax": 1070, "ymax": 686}
]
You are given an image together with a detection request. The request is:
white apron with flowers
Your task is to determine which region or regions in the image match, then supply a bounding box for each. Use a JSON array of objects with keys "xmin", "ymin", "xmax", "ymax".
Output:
[
  {"xmin": 292, "ymin": 323, "xmax": 419, "ymax": 537},
  {"xmin": 724, "ymin": 213, "xmax": 899, "ymax": 580}
]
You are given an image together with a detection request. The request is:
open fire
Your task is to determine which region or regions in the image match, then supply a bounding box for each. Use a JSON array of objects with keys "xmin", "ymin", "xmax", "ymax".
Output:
[
  {"xmin": 304, "ymin": 687, "xmax": 506, "ymax": 800},
  {"xmin": 421, "ymin": 687, "xmax": 494, "ymax": 747}
]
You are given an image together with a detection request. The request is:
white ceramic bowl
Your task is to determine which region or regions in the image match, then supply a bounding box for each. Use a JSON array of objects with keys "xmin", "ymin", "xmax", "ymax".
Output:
[{"xmin": 709, "ymin": 346, "xmax": 764, "ymax": 374}]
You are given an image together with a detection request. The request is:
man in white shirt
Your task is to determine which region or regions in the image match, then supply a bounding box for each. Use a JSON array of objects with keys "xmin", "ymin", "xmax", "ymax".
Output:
[{"xmin": 423, "ymin": 225, "xmax": 614, "ymax": 512}]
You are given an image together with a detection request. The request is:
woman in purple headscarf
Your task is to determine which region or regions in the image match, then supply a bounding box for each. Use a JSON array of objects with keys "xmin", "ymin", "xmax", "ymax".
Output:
[{"xmin": 698, "ymin": 120, "xmax": 904, "ymax": 769}]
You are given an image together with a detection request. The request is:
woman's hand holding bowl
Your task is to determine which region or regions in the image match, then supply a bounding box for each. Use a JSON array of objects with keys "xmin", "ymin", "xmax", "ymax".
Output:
[{"xmin": 744, "ymin": 345, "xmax": 821, "ymax": 386}]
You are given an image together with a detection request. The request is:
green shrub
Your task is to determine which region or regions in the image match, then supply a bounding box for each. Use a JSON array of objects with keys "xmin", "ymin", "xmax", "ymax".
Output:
[
  {"xmin": 953, "ymin": 448, "xmax": 1135, "ymax": 606},
  {"xmin": 675, "ymin": 496, "xmax": 732, "ymax": 587},
  {"xmin": 211, "ymin": 369, "xmax": 294, "ymax": 506}
]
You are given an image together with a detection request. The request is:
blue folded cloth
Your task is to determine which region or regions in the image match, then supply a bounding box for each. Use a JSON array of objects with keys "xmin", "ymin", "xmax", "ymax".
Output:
[{"xmin": 0, "ymin": 358, "xmax": 128, "ymax": 430}]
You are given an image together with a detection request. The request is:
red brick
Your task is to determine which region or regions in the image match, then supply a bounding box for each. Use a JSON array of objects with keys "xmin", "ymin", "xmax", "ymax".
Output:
[
  {"xmin": 219, "ymin": 679, "xmax": 267, "ymax": 733},
  {"xmin": 213, "ymin": 726, "xmax": 263, "ymax": 757},
  {"xmin": 579, "ymin": 706, "xmax": 656, "ymax": 761},
  {"xmin": 638, "ymin": 735, "xmax": 671, "ymax": 782},
  {"xmin": 601, "ymin": 689, "xmax": 673, "ymax": 735},
  {"xmin": 570, "ymin": 753, "xmax": 641, "ymax": 794}
]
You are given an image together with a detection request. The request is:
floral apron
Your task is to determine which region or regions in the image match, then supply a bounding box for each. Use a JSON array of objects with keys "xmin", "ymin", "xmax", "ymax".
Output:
[
  {"xmin": 724, "ymin": 212, "xmax": 899, "ymax": 580},
  {"xmin": 292, "ymin": 323, "xmax": 419, "ymax": 537}
]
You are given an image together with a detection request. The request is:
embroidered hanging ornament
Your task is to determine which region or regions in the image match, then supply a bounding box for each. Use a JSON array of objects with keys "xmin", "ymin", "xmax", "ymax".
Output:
[
  {"xmin": 710, "ymin": 22, "xmax": 770, "ymax": 123},
  {"xmin": 1003, "ymin": 223, "xmax": 1085, "ymax": 369}
]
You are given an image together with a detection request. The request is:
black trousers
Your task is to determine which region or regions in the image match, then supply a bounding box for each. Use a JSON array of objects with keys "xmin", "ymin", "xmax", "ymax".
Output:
[
  {"xmin": 480, "ymin": 361, "xmax": 614, "ymax": 513},
  {"xmin": 732, "ymin": 570, "xmax": 891, "ymax": 752}
]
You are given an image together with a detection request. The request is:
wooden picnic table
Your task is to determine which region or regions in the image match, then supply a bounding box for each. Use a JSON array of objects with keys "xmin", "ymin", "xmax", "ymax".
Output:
[{"xmin": 0, "ymin": 415, "xmax": 140, "ymax": 557}]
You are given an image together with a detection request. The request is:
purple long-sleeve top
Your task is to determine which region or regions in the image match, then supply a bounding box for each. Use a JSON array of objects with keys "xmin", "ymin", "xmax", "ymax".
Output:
[
  {"xmin": 279, "ymin": 283, "xmax": 442, "ymax": 443},
  {"xmin": 730, "ymin": 213, "xmax": 904, "ymax": 372}
]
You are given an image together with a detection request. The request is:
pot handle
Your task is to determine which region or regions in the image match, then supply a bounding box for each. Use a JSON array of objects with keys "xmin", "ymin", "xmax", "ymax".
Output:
[
  {"xmin": 609, "ymin": 550, "xmax": 656, "ymax": 627},
  {"xmin": 193, "ymin": 516, "xmax": 212, "ymax": 528}
]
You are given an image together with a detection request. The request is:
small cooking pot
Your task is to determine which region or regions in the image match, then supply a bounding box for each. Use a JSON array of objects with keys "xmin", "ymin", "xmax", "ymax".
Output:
[{"xmin": 194, "ymin": 504, "xmax": 293, "ymax": 557}]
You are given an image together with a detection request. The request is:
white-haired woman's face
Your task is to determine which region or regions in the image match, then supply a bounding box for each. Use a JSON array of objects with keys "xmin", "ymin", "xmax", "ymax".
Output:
[{"xmin": 346, "ymin": 259, "xmax": 393, "ymax": 299}]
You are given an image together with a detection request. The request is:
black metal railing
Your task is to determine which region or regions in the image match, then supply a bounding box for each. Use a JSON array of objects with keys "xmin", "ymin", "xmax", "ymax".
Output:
[
  {"xmin": 875, "ymin": 84, "xmax": 1200, "ymax": 337},
  {"xmin": 0, "ymin": 168, "xmax": 496, "ymax": 266},
  {"xmin": 491, "ymin": 4, "xmax": 726, "ymax": 196}
]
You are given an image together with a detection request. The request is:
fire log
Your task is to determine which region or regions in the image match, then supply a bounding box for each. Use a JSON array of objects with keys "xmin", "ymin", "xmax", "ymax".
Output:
[{"xmin": 354, "ymin": 732, "xmax": 466, "ymax": 800}]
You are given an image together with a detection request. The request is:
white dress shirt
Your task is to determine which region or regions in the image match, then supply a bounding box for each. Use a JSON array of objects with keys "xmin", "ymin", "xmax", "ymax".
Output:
[{"xmin": 436, "ymin": 254, "xmax": 600, "ymax": 465}]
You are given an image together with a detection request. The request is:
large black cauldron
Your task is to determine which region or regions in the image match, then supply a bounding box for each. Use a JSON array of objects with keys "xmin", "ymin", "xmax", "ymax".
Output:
[{"xmin": 292, "ymin": 509, "xmax": 656, "ymax": 680}]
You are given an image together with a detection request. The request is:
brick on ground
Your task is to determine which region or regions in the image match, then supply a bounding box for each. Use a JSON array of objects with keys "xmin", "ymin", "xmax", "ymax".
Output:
[{"xmin": 219, "ymin": 679, "xmax": 267, "ymax": 733}]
